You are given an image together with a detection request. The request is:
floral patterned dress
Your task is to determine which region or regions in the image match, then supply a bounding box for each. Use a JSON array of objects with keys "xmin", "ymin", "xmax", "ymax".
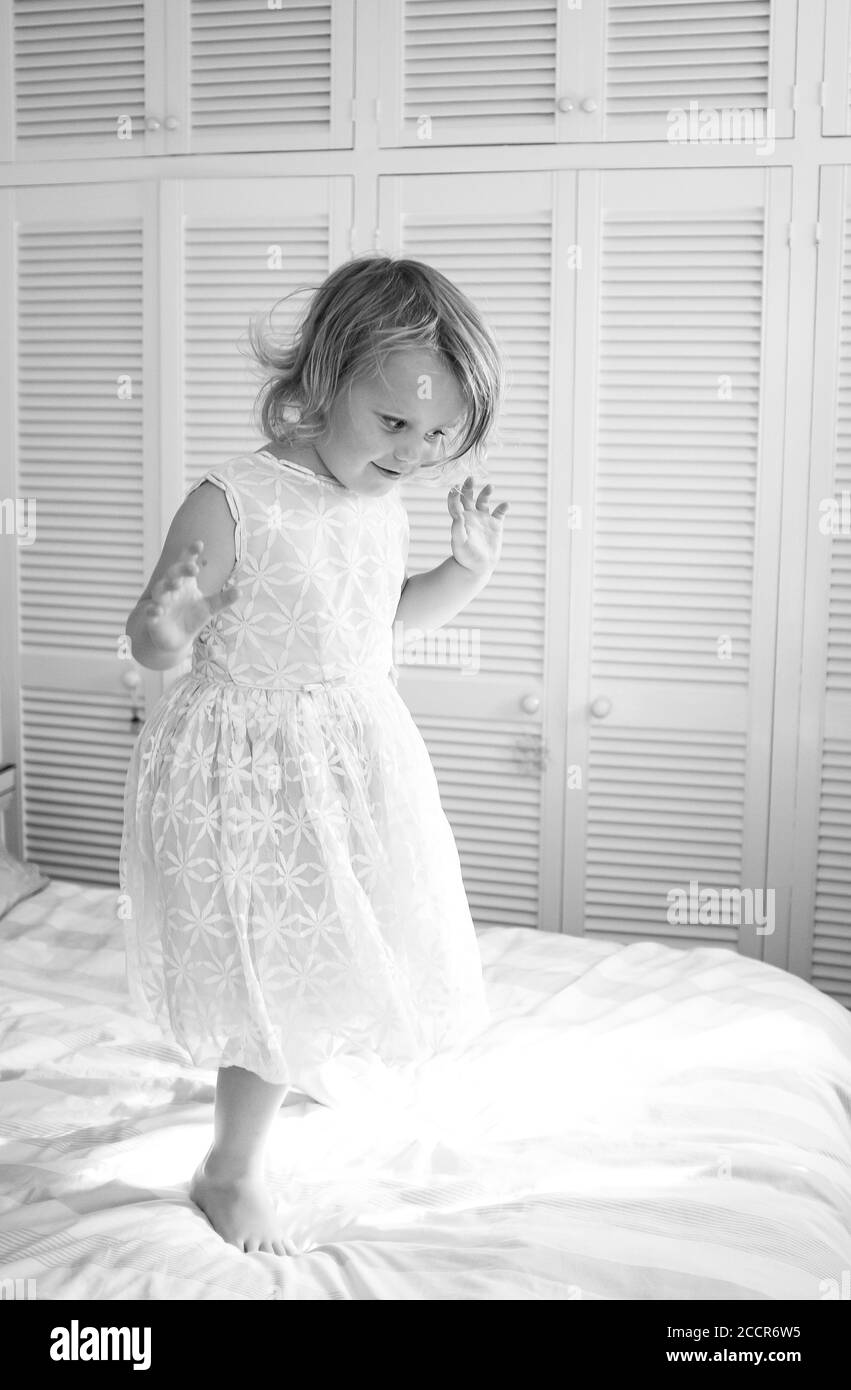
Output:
[{"xmin": 119, "ymin": 451, "xmax": 490, "ymax": 1100}]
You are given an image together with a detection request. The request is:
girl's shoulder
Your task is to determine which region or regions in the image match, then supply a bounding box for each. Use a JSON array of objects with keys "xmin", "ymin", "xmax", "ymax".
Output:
[
  {"xmin": 190, "ymin": 449, "xmax": 285, "ymax": 506},
  {"xmin": 201, "ymin": 449, "xmax": 275, "ymax": 486}
]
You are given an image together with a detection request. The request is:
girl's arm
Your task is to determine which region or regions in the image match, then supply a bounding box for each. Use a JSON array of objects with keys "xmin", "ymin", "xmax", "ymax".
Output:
[
  {"xmin": 394, "ymin": 475, "xmax": 508, "ymax": 633},
  {"xmin": 394, "ymin": 555, "xmax": 492, "ymax": 632},
  {"xmin": 125, "ymin": 481, "xmax": 239, "ymax": 670}
]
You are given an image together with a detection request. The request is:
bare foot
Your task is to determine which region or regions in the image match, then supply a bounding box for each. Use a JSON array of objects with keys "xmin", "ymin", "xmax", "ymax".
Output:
[{"xmin": 190, "ymin": 1148, "xmax": 291, "ymax": 1255}]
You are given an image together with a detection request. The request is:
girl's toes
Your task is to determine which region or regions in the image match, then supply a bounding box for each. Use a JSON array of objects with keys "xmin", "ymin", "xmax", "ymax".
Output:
[{"xmin": 272, "ymin": 1239, "xmax": 288, "ymax": 1257}]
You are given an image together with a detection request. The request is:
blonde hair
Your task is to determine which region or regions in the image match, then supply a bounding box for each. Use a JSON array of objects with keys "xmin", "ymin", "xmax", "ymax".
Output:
[{"xmin": 245, "ymin": 255, "xmax": 504, "ymax": 479}]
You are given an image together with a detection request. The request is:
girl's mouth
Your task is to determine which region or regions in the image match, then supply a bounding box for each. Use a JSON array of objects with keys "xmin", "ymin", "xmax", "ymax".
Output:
[{"xmin": 371, "ymin": 462, "xmax": 401, "ymax": 477}]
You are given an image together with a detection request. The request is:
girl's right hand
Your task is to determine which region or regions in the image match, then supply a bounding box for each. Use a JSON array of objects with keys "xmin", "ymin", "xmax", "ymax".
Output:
[{"xmin": 142, "ymin": 541, "xmax": 239, "ymax": 653}]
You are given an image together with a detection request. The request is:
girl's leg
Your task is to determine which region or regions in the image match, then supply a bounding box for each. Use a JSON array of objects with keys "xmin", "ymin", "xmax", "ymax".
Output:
[{"xmin": 189, "ymin": 1065, "xmax": 292, "ymax": 1254}]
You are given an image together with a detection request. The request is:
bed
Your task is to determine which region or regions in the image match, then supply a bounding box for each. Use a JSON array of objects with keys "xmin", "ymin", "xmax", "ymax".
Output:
[{"xmin": 1, "ymin": 875, "xmax": 850, "ymax": 1301}]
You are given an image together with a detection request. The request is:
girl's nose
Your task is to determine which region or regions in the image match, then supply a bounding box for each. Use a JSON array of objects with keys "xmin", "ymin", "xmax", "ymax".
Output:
[{"xmin": 394, "ymin": 441, "xmax": 436, "ymax": 468}]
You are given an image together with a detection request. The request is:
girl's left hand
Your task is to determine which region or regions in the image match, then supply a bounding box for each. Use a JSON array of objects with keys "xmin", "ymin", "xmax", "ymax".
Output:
[{"xmin": 447, "ymin": 475, "xmax": 509, "ymax": 576}]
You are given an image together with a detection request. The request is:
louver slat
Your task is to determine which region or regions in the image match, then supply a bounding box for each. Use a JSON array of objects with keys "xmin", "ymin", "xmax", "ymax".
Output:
[
  {"xmin": 594, "ymin": 210, "xmax": 764, "ymax": 685},
  {"xmin": 811, "ymin": 740, "xmax": 851, "ymax": 1008},
  {"xmin": 820, "ymin": 1, "xmax": 851, "ymax": 134},
  {"xmin": 183, "ymin": 220, "xmax": 330, "ymax": 486},
  {"xmin": 397, "ymin": 217, "xmax": 552, "ymax": 680},
  {"xmin": 380, "ymin": 174, "xmax": 551, "ymax": 932},
  {"xmin": 605, "ymin": 0, "xmax": 773, "ymax": 141},
  {"xmin": 400, "ymin": 0, "xmax": 558, "ymax": 143},
  {"xmin": 22, "ymin": 689, "xmax": 139, "ymax": 886},
  {"xmin": 827, "ymin": 212, "xmax": 851, "ymax": 693},
  {"xmin": 419, "ymin": 716, "xmax": 542, "ymax": 929},
  {"xmin": 189, "ymin": 0, "xmax": 342, "ymax": 150},
  {"xmin": 584, "ymin": 728, "xmax": 747, "ymax": 948},
  {"xmin": 11, "ymin": 186, "xmax": 150, "ymax": 889},
  {"xmin": 806, "ymin": 184, "xmax": 851, "ymax": 1006},
  {"xmin": 17, "ymin": 225, "xmax": 145, "ymax": 650},
  {"xmin": 13, "ymin": 0, "xmax": 146, "ymax": 151}
]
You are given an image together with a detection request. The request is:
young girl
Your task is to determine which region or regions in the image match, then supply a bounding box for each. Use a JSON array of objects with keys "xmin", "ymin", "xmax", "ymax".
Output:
[{"xmin": 120, "ymin": 254, "xmax": 509, "ymax": 1255}]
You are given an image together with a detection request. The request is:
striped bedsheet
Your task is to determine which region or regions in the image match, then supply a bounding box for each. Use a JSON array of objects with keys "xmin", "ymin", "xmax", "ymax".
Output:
[{"xmin": 0, "ymin": 878, "xmax": 849, "ymax": 1301}]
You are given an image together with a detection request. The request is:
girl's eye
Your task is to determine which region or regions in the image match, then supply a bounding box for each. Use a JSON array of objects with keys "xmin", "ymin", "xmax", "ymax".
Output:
[{"xmin": 380, "ymin": 418, "xmax": 445, "ymax": 439}]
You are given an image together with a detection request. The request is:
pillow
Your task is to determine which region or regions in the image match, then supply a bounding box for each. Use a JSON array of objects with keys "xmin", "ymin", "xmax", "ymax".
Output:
[{"xmin": 0, "ymin": 840, "xmax": 49, "ymax": 918}]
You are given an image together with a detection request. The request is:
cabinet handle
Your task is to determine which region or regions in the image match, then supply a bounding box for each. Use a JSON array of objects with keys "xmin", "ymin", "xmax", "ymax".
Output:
[
  {"xmin": 590, "ymin": 696, "xmax": 612, "ymax": 718},
  {"xmin": 557, "ymin": 97, "xmax": 574, "ymax": 113},
  {"xmin": 164, "ymin": 116, "xmax": 180, "ymax": 131},
  {"xmin": 145, "ymin": 116, "xmax": 161, "ymax": 131},
  {"xmin": 581, "ymin": 98, "xmax": 599, "ymax": 114},
  {"xmin": 521, "ymin": 694, "xmax": 540, "ymax": 714}
]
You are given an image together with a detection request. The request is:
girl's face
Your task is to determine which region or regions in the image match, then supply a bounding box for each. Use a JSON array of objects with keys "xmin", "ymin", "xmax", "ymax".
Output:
[{"xmin": 309, "ymin": 349, "xmax": 467, "ymax": 494}]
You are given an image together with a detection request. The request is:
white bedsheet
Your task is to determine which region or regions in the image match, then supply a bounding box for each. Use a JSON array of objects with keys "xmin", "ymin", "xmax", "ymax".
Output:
[{"xmin": 0, "ymin": 879, "xmax": 849, "ymax": 1301}]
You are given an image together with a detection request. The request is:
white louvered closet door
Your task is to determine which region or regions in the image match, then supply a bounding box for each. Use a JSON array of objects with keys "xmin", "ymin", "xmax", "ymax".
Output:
[
  {"xmin": 378, "ymin": 172, "xmax": 569, "ymax": 932},
  {"xmin": 0, "ymin": 0, "xmax": 169, "ymax": 162},
  {"xmin": 157, "ymin": 176, "xmax": 352, "ymax": 689},
  {"xmin": 8, "ymin": 182, "xmax": 158, "ymax": 885},
  {"xmin": 788, "ymin": 166, "xmax": 851, "ymax": 1008},
  {"xmin": 162, "ymin": 0, "xmax": 354, "ymax": 155},
  {"xmin": 0, "ymin": 0, "xmax": 354, "ymax": 163},
  {"xmin": 376, "ymin": 0, "xmax": 796, "ymax": 148},
  {"xmin": 823, "ymin": 0, "xmax": 851, "ymax": 134},
  {"xmin": 599, "ymin": 0, "xmax": 796, "ymax": 143},
  {"xmin": 564, "ymin": 167, "xmax": 790, "ymax": 955}
]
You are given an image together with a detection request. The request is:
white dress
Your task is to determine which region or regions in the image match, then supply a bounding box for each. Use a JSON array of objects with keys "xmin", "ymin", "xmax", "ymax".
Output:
[{"xmin": 119, "ymin": 451, "xmax": 490, "ymax": 1100}]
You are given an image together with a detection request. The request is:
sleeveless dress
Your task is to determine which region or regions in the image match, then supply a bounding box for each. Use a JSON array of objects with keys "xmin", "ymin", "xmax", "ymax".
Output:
[{"xmin": 119, "ymin": 451, "xmax": 490, "ymax": 1102}]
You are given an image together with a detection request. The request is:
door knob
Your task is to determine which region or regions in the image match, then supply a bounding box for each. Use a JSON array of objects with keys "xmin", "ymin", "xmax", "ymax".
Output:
[
  {"xmin": 557, "ymin": 97, "xmax": 574, "ymax": 113},
  {"xmin": 581, "ymin": 98, "xmax": 598, "ymax": 113},
  {"xmin": 164, "ymin": 116, "xmax": 180, "ymax": 130},
  {"xmin": 590, "ymin": 696, "xmax": 612, "ymax": 718},
  {"xmin": 521, "ymin": 694, "xmax": 540, "ymax": 714}
]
